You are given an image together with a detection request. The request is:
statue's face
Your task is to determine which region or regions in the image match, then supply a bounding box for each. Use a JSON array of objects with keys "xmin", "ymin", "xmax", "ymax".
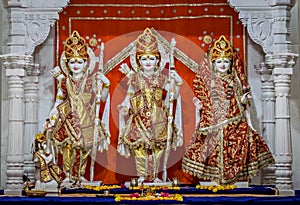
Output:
[
  {"xmin": 68, "ymin": 57, "xmax": 87, "ymax": 75},
  {"xmin": 214, "ymin": 57, "xmax": 231, "ymax": 73},
  {"xmin": 38, "ymin": 141, "xmax": 47, "ymax": 150},
  {"xmin": 139, "ymin": 54, "xmax": 158, "ymax": 72},
  {"xmin": 41, "ymin": 141, "xmax": 47, "ymax": 150}
]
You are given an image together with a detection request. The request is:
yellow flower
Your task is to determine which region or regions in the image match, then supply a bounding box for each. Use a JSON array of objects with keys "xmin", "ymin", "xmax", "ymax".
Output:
[
  {"xmin": 175, "ymin": 194, "xmax": 183, "ymax": 201},
  {"xmin": 114, "ymin": 194, "xmax": 121, "ymax": 202},
  {"xmin": 212, "ymin": 188, "xmax": 218, "ymax": 192}
]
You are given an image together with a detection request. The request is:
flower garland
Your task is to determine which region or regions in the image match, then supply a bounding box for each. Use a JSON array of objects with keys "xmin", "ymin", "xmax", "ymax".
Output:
[
  {"xmin": 83, "ymin": 185, "xmax": 121, "ymax": 191},
  {"xmin": 115, "ymin": 193, "xmax": 183, "ymax": 202},
  {"xmin": 130, "ymin": 185, "xmax": 180, "ymax": 191},
  {"xmin": 196, "ymin": 184, "xmax": 237, "ymax": 193}
]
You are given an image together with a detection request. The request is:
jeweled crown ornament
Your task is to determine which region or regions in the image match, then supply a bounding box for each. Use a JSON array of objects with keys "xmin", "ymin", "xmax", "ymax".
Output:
[
  {"xmin": 136, "ymin": 28, "xmax": 159, "ymax": 60},
  {"xmin": 64, "ymin": 30, "xmax": 88, "ymax": 61},
  {"xmin": 210, "ymin": 35, "xmax": 233, "ymax": 61},
  {"xmin": 34, "ymin": 132, "xmax": 46, "ymax": 144}
]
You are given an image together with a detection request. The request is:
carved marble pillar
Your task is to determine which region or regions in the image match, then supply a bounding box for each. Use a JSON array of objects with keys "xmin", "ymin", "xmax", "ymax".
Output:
[
  {"xmin": 269, "ymin": 58, "xmax": 295, "ymax": 195},
  {"xmin": 266, "ymin": 0, "xmax": 297, "ymax": 195},
  {"xmin": 229, "ymin": 0, "xmax": 298, "ymax": 195},
  {"xmin": 255, "ymin": 63, "xmax": 276, "ymax": 185},
  {"xmin": 1, "ymin": 0, "xmax": 70, "ymax": 194},
  {"xmin": 2, "ymin": 55, "xmax": 30, "ymax": 193},
  {"xmin": 23, "ymin": 64, "xmax": 45, "ymax": 181},
  {"xmin": 2, "ymin": 1, "xmax": 27, "ymax": 194}
]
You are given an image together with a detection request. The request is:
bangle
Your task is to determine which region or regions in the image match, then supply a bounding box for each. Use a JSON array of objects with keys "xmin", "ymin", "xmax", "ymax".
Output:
[
  {"xmin": 103, "ymin": 83, "xmax": 110, "ymax": 89},
  {"xmin": 50, "ymin": 115, "xmax": 57, "ymax": 121},
  {"xmin": 56, "ymin": 95, "xmax": 64, "ymax": 100},
  {"xmin": 127, "ymin": 92, "xmax": 134, "ymax": 97},
  {"xmin": 54, "ymin": 71, "xmax": 62, "ymax": 78},
  {"xmin": 176, "ymin": 82, "xmax": 183, "ymax": 86}
]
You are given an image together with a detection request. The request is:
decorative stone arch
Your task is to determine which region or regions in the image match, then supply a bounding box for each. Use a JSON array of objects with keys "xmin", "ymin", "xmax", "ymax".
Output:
[{"xmin": 0, "ymin": 0, "xmax": 297, "ymax": 195}]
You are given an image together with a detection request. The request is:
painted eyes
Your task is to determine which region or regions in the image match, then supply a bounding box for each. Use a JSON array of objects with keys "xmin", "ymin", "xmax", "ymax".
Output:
[
  {"xmin": 140, "ymin": 56, "xmax": 156, "ymax": 61},
  {"xmin": 69, "ymin": 58, "xmax": 84, "ymax": 64},
  {"xmin": 216, "ymin": 59, "xmax": 229, "ymax": 64}
]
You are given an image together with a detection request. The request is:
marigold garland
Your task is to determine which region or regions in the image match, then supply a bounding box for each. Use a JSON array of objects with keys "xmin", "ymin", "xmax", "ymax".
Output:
[
  {"xmin": 114, "ymin": 193, "xmax": 183, "ymax": 202},
  {"xmin": 130, "ymin": 185, "xmax": 180, "ymax": 191},
  {"xmin": 196, "ymin": 184, "xmax": 237, "ymax": 193},
  {"xmin": 83, "ymin": 185, "xmax": 121, "ymax": 191}
]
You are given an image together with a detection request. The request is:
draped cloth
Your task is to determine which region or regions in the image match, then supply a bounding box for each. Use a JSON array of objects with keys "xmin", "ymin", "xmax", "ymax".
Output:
[
  {"xmin": 49, "ymin": 72, "xmax": 110, "ymax": 180},
  {"xmin": 182, "ymin": 52, "xmax": 275, "ymax": 184},
  {"xmin": 34, "ymin": 152, "xmax": 63, "ymax": 184},
  {"xmin": 117, "ymin": 70, "xmax": 183, "ymax": 180}
]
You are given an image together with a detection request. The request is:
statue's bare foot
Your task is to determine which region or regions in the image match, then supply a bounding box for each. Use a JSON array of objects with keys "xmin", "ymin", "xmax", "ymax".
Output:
[
  {"xmin": 80, "ymin": 176, "xmax": 88, "ymax": 182},
  {"xmin": 138, "ymin": 177, "xmax": 145, "ymax": 184},
  {"xmin": 63, "ymin": 177, "xmax": 70, "ymax": 183},
  {"xmin": 70, "ymin": 181, "xmax": 80, "ymax": 188},
  {"xmin": 153, "ymin": 178, "xmax": 162, "ymax": 183}
]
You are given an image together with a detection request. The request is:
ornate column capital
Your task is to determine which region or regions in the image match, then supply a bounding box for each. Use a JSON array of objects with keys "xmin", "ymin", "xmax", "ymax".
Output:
[
  {"xmin": 265, "ymin": 53, "xmax": 298, "ymax": 69},
  {"xmin": 255, "ymin": 62, "xmax": 273, "ymax": 82},
  {"xmin": 228, "ymin": 0, "xmax": 296, "ymax": 55},
  {"xmin": 2, "ymin": 55, "xmax": 33, "ymax": 77},
  {"xmin": 266, "ymin": 0, "xmax": 296, "ymax": 7},
  {"xmin": 228, "ymin": 0, "xmax": 273, "ymax": 54},
  {"xmin": 1, "ymin": 0, "xmax": 70, "ymax": 55}
]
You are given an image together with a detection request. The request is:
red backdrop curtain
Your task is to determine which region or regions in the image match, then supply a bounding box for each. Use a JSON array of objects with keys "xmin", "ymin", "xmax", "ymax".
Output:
[{"xmin": 55, "ymin": 0, "xmax": 246, "ymax": 184}]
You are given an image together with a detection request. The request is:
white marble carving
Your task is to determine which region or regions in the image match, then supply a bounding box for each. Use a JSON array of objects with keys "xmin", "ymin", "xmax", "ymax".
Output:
[
  {"xmin": 0, "ymin": 0, "xmax": 298, "ymax": 196},
  {"xmin": 1, "ymin": 0, "xmax": 70, "ymax": 194},
  {"xmin": 229, "ymin": 0, "xmax": 298, "ymax": 195}
]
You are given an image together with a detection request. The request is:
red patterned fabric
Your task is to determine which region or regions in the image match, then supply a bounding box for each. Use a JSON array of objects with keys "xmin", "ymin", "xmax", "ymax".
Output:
[{"xmin": 181, "ymin": 52, "xmax": 274, "ymax": 184}]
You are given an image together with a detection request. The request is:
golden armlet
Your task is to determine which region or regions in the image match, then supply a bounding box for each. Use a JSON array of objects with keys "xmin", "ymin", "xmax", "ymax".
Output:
[
  {"xmin": 176, "ymin": 82, "xmax": 183, "ymax": 86},
  {"xmin": 56, "ymin": 95, "xmax": 64, "ymax": 100},
  {"xmin": 103, "ymin": 83, "xmax": 110, "ymax": 89},
  {"xmin": 50, "ymin": 115, "xmax": 57, "ymax": 121},
  {"xmin": 54, "ymin": 71, "xmax": 62, "ymax": 78}
]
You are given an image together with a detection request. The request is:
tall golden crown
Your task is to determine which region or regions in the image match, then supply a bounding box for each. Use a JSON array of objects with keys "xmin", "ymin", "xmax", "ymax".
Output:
[
  {"xmin": 64, "ymin": 30, "xmax": 88, "ymax": 61},
  {"xmin": 34, "ymin": 132, "xmax": 46, "ymax": 144},
  {"xmin": 209, "ymin": 35, "xmax": 233, "ymax": 61},
  {"xmin": 136, "ymin": 28, "xmax": 159, "ymax": 59}
]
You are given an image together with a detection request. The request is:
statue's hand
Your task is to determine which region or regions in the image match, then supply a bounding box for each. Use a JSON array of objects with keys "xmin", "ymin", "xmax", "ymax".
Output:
[
  {"xmin": 50, "ymin": 66, "xmax": 64, "ymax": 80},
  {"xmin": 170, "ymin": 70, "xmax": 182, "ymax": 85},
  {"xmin": 119, "ymin": 63, "xmax": 133, "ymax": 78},
  {"xmin": 174, "ymin": 136, "xmax": 183, "ymax": 148},
  {"xmin": 117, "ymin": 105, "xmax": 128, "ymax": 115},
  {"xmin": 241, "ymin": 92, "xmax": 251, "ymax": 104},
  {"xmin": 43, "ymin": 119, "xmax": 52, "ymax": 131},
  {"xmin": 98, "ymin": 136, "xmax": 110, "ymax": 152},
  {"xmin": 97, "ymin": 72, "xmax": 110, "ymax": 85},
  {"xmin": 193, "ymin": 97, "xmax": 203, "ymax": 110},
  {"xmin": 47, "ymin": 108, "xmax": 59, "ymax": 129}
]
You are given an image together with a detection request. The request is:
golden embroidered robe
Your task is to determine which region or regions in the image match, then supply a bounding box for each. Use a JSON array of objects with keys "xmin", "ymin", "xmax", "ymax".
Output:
[
  {"xmin": 50, "ymin": 74, "xmax": 109, "ymax": 180},
  {"xmin": 118, "ymin": 71, "xmax": 180, "ymax": 179},
  {"xmin": 35, "ymin": 152, "xmax": 62, "ymax": 183}
]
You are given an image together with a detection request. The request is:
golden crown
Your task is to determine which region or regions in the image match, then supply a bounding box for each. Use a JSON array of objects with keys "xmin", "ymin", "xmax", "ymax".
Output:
[
  {"xmin": 136, "ymin": 28, "xmax": 159, "ymax": 59},
  {"xmin": 34, "ymin": 132, "xmax": 46, "ymax": 144},
  {"xmin": 64, "ymin": 30, "xmax": 88, "ymax": 61},
  {"xmin": 209, "ymin": 35, "xmax": 233, "ymax": 61}
]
